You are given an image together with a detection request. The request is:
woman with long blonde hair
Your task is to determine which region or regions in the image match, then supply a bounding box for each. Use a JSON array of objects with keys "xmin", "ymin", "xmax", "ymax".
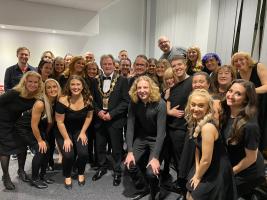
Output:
[
  {"xmin": 0, "ymin": 71, "xmax": 43, "ymax": 190},
  {"xmin": 185, "ymin": 89, "xmax": 236, "ymax": 200}
]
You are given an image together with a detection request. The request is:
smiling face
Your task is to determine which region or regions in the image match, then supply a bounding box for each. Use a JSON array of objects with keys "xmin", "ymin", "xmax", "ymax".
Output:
[
  {"xmin": 137, "ymin": 79, "xmax": 150, "ymax": 103},
  {"xmin": 226, "ymin": 83, "xmax": 246, "ymax": 109},
  {"xmin": 187, "ymin": 49, "xmax": 198, "ymax": 62},
  {"xmin": 43, "ymin": 52, "xmax": 53, "ymax": 62},
  {"xmin": 86, "ymin": 63, "xmax": 98, "ymax": 78},
  {"xmin": 232, "ymin": 55, "xmax": 249, "ymax": 71},
  {"xmin": 45, "ymin": 80, "xmax": 59, "ymax": 98},
  {"xmin": 165, "ymin": 77, "xmax": 175, "ymax": 88},
  {"xmin": 41, "ymin": 63, "xmax": 53, "ymax": 78},
  {"xmin": 101, "ymin": 57, "xmax": 115, "ymax": 76},
  {"xmin": 158, "ymin": 36, "xmax": 171, "ymax": 53},
  {"xmin": 156, "ymin": 63, "xmax": 166, "ymax": 77},
  {"xmin": 205, "ymin": 57, "xmax": 219, "ymax": 72},
  {"xmin": 217, "ymin": 67, "xmax": 232, "ymax": 87},
  {"xmin": 25, "ymin": 75, "xmax": 39, "ymax": 93},
  {"xmin": 120, "ymin": 59, "xmax": 130, "ymax": 76},
  {"xmin": 190, "ymin": 95, "xmax": 209, "ymax": 121},
  {"xmin": 69, "ymin": 79, "xmax": 83, "ymax": 96},
  {"xmin": 192, "ymin": 75, "xmax": 210, "ymax": 90},
  {"xmin": 171, "ymin": 59, "xmax": 187, "ymax": 79},
  {"xmin": 73, "ymin": 59, "xmax": 85, "ymax": 74},
  {"xmin": 54, "ymin": 60, "xmax": 65, "ymax": 74},
  {"xmin": 134, "ymin": 57, "xmax": 147, "ymax": 76},
  {"xmin": 17, "ymin": 49, "xmax": 30, "ymax": 65}
]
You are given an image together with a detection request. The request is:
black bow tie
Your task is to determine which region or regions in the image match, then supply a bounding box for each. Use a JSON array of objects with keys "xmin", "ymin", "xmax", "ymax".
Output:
[{"xmin": 103, "ymin": 76, "xmax": 111, "ymax": 80}]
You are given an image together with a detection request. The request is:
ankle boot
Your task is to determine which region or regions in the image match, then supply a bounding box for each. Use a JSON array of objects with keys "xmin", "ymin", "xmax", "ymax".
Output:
[{"xmin": 2, "ymin": 174, "xmax": 15, "ymax": 190}]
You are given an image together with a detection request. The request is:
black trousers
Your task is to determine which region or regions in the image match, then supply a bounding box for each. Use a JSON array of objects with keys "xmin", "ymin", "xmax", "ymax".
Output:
[
  {"xmin": 127, "ymin": 137, "xmax": 161, "ymax": 196},
  {"xmin": 168, "ymin": 128, "xmax": 186, "ymax": 179},
  {"xmin": 31, "ymin": 142, "xmax": 50, "ymax": 180},
  {"xmin": 95, "ymin": 124, "xmax": 123, "ymax": 175},
  {"xmin": 56, "ymin": 130, "xmax": 88, "ymax": 178}
]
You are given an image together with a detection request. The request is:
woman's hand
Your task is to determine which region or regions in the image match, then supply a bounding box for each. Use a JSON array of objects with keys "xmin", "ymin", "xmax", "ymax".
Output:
[
  {"xmin": 77, "ymin": 132, "xmax": 88, "ymax": 146},
  {"xmin": 169, "ymin": 105, "xmax": 184, "ymax": 118},
  {"xmin": 124, "ymin": 152, "xmax": 136, "ymax": 169},
  {"xmin": 38, "ymin": 140, "xmax": 47, "ymax": 154},
  {"xmin": 146, "ymin": 158, "xmax": 160, "ymax": 175},
  {"xmin": 190, "ymin": 175, "xmax": 201, "ymax": 190},
  {"xmin": 63, "ymin": 138, "xmax": 73, "ymax": 152}
]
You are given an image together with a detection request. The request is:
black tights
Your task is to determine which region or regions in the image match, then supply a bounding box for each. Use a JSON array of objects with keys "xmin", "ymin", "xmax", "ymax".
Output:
[
  {"xmin": 0, "ymin": 155, "xmax": 10, "ymax": 175},
  {"xmin": 0, "ymin": 151, "xmax": 27, "ymax": 176}
]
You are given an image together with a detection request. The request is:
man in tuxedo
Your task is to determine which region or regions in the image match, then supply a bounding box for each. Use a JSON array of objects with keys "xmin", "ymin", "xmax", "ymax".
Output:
[{"xmin": 92, "ymin": 54, "xmax": 129, "ymax": 186}]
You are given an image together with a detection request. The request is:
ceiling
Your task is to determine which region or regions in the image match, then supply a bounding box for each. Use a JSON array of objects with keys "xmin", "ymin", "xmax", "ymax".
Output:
[{"xmin": 20, "ymin": 0, "xmax": 116, "ymax": 11}]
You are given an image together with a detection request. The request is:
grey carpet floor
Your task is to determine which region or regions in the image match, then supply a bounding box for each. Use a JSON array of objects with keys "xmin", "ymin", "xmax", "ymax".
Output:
[{"xmin": 0, "ymin": 154, "xmax": 181, "ymax": 200}]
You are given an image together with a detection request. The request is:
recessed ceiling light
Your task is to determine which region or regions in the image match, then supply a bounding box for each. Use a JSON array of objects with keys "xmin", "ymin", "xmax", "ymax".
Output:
[
  {"xmin": 52, "ymin": 30, "xmax": 56, "ymax": 33},
  {"xmin": 1, "ymin": 25, "xmax": 6, "ymax": 29}
]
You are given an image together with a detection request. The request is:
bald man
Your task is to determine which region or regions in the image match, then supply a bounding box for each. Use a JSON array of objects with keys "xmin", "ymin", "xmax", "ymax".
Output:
[
  {"xmin": 158, "ymin": 36, "xmax": 187, "ymax": 62},
  {"xmin": 84, "ymin": 51, "xmax": 95, "ymax": 63}
]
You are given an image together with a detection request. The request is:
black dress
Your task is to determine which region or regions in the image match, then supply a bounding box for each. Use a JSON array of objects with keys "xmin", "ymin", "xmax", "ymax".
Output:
[
  {"xmin": 186, "ymin": 124, "xmax": 237, "ymax": 200},
  {"xmin": 0, "ymin": 90, "xmax": 36, "ymax": 155},
  {"xmin": 222, "ymin": 117, "xmax": 265, "ymax": 196},
  {"xmin": 237, "ymin": 63, "xmax": 267, "ymax": 149}
]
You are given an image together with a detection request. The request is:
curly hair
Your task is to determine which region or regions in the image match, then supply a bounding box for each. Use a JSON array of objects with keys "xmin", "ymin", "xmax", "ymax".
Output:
[
  {"xmin": 129, "ymin": 76, "xmax": 161, "ymax": 103},
  {"xmin": 202, "ymin": 53, "xmax": 222, "ymax": 68},
  {"xmin": 221, "ymin": 79, "xmax": 257, "ymax": 144},
  {"xmin": 62, "ymin": 75, "xmax": 93, "ymax": 107},
  {"xmin": 231, "ymin": 51, "xmax": 256, "ymax": 69},
  {"xmin": 185, "ymin": 89, "xmax": 215, "ymax": 138},
  {"xmin": 186, "ymin": 46, "xmax": 203, "ymax": 73},
  {"xmin": 13, "ymin": 71, "xmax": 43, "ymax": 99}
]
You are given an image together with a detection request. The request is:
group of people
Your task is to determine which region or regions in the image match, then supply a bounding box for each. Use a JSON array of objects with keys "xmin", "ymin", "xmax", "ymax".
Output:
[{"xmin": 0, "ymin": 35, "xmax": 267, "ymax": 200}]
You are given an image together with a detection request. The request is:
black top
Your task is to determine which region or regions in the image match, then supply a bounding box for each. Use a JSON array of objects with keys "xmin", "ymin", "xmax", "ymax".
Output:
[
  {"xmin": 167, "ymin": 76, "xmax": 192, "ymax": 130},
  {"xmin": 222, "ymin": 117, "xmax": 265, "ymax": 178},
  {"xmin": 238, "ymin": 63, "xmax": 267, "ymax": 149},
  {"xmin": 0, "ymin": 90, "xmax": 36, "ymax": 154},
  {"xmin": 4, "ymin": 64, "xmax": 36, "ymax": 91},
  {"xmin": 126, "ymin": 99, "xmax": 166, "ymax": 159},
  {"xmin": 55, "ymin": 101, "xmax": 93, "ymax": 133},
  {"xmin": 186, "ymin": 122, "xmax": 237, "ymax": 200}
]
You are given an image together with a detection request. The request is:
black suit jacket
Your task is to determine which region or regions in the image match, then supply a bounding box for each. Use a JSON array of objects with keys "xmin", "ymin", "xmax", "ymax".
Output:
[{"xmin": 92, "ymin": 73, "xmax": 129, "ymax": 129}]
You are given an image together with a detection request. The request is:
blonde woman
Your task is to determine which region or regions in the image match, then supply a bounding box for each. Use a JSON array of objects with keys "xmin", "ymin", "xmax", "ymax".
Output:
[
  {"xmin": 0, "ymin": 71, "xmax": 43, "ymax": 190},
  {"xmin": 124, "ymin": 76, "xmax": 166, "ymax": 200},
  {"xmin": 30, "ymin": 79, "xmax": 61, "ymax": 188},
  {"xmin": 185, "ymin": 89, "xmax": 236, "ymax": 200},
  {"xmin": 186, "ymin": 46, "xmax": 203, "ymax": 75}
]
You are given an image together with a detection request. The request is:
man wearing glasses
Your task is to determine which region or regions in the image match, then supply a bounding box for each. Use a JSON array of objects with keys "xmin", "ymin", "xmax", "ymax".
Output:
[{"xmin": 158, "ymin": 36, "xmax": 187, "ymax": 62}]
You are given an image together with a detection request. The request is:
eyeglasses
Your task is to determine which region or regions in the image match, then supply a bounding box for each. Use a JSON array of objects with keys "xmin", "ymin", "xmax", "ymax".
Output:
[{"xmin": 159, "ymin": 40, "xmax": 169, "ymax": 46}]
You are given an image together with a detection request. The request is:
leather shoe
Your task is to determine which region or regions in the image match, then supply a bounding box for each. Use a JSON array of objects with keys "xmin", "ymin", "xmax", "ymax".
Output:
[
  {"xmin": 31, "ymin": 179, "xmax": 48, "ymax": 189},
  {"xmin": 40, "ymin": 176, "xmax": 55, "ymax": 184},
  {"xmin": 113, "ymin": 175, "xmax": 121, "ymax": 186},
  {"xmin": 130, "ymin": 189, "xmax": 150, "ymax": 200},
  {"xmin": 2, "ymin": 174, "xmax": 15, "ymax": 190},
  {"xmin": 17, "ymin": 169, "xmax": 30, "ymax": 182},
  {"xmin": 92, "ymin": 169, "xmax": 107, "ymax": 181}
]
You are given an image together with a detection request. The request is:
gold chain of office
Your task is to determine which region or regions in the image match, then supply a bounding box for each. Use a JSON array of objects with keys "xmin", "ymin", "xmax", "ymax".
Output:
[{"xmin": 97, "ymin": 74, "xmax": 119, "ymax": 98}]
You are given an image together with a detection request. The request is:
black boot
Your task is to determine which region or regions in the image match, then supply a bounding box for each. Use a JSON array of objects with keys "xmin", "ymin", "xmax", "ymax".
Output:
[{"xmin": 2, "ymin": 174, "xmax": 15, "ymax": 190}]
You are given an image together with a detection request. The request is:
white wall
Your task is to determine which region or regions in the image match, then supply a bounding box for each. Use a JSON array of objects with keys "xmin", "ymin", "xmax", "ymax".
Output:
[{"xmin": 0, "ymin": 0, "xmax": 146, "ymax": 84}]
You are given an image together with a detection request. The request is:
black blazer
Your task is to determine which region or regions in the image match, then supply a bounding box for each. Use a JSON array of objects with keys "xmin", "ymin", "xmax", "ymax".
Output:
[{"xmin": 92, "ymin": 73, "xmax": 129, "ymax": 129}]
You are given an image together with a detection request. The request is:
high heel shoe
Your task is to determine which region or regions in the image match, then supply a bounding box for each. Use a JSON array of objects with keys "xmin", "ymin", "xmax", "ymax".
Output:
[
  {"xmin": 2, "ymin": 174, "xmax": 15, "ymax": 190},
  {"xmin": 64, "ymin": 179, "xmax": 72, "ymax": 190},
  {"xmin": 78, "ymin": 175, "xmax": 85, "ymax": 186}
]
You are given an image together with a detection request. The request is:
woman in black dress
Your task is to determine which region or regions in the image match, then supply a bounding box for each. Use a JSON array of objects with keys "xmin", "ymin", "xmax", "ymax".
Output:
[
  {"xmin": 30, "ymin": 78, "xmax": 61, "ymax": 188},
  {"xmin": 185, "ymin": 89, "xmax": 237, "ymax": 200},
  {"xmin": 231, "ymin": 52, "xmax": 267, "ymax": 152},
  {"xmin": 0, "ymin": 71, "xmax": 43, "ymax": 190},
  {"xmin": 124, "ymin": 76, "xmax": 166, "ymax": 200},
  {"xmin": 221, "ymin": 79, "xmax": 265, "ymax": 198},
  {"xmin": 55, "ymin": 75, "xmax": 93, "ymax": 189}
]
